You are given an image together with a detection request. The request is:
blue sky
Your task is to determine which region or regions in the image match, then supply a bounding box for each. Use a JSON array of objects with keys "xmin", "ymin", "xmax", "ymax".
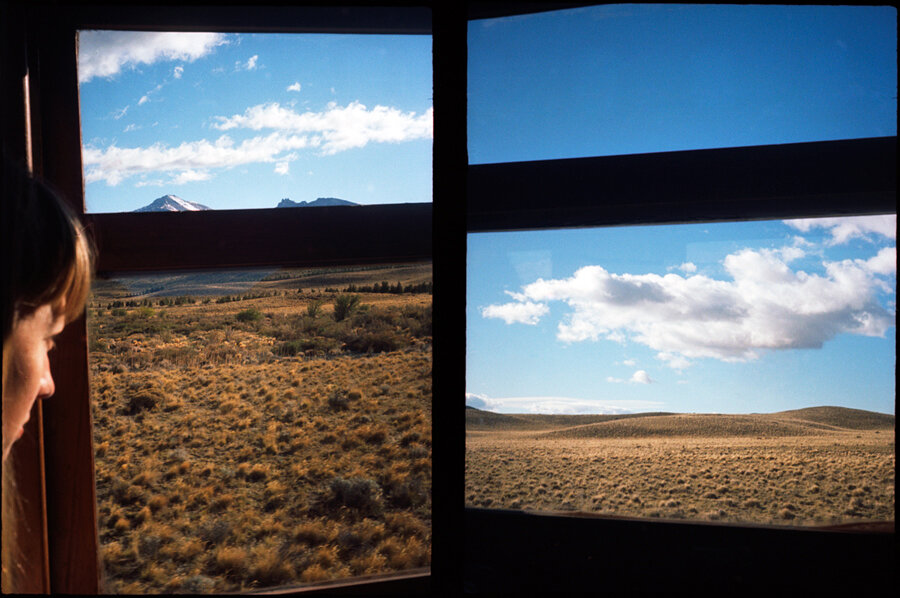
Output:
[
  {"xmin": 466, "ymin": 5, "xmax": 896, "ymax": 415},
  {"xmin": 467, "ymin": 217, "xmax": 896, "ymax": 416},
  {"xmin": 468, "ymin": 4, "xmax": 896, "ymax": 164},
  {"xmin": 78, "ymin": 31, "xmax": 432, "ymax": 213}
]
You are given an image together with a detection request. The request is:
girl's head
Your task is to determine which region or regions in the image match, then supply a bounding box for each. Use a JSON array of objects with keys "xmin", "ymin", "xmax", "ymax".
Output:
[{"xmin": 2, "ymin": 156, "xmax": 94, "ymax": 461}]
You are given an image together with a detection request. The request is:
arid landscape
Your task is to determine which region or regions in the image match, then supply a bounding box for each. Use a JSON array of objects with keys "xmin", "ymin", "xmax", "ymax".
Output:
[
  {"xmin": 466, "ymin": 406, "xmax": 894, "ymax": 526},
  {"xmin": 87, "ymin": 263, "xmax": 432, "ymax": 593}
]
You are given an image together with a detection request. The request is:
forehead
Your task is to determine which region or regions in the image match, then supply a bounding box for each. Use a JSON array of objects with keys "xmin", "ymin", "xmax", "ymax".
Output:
[{"xmin": 29, "ymin": 303, "xmax": 65, "ymax": 332}]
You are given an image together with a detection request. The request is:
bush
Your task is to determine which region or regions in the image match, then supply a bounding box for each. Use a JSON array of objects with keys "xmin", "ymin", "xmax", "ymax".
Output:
[
  {"xmin": 333, "ymin": 294, "xmax": 361, "ymax": 322},
  {"xmin": 342, "ymin": 329, "xmax": 405, "ymax": 354},
  {"xmin": 236, "ymin": 307, "xmax": 262, "ymax": 322},
  {"xmin": 124, "ymin": 391, "xmax": 161, "ymax": 415},
  {"xmin": 318, "ymin": 476, "xmax": 383, "ymax": 517},
  {"xmin": 306, "ymin": 300, "xmax": 323, "ymax": 318},
  {"xmin": 327, "ymin": 390, "xmax": 350, "ymax": 411}
]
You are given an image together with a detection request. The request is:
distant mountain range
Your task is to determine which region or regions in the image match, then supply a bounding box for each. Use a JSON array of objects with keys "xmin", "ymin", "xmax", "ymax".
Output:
[
  {"xmin": 133, "ymin": 195, "xmax": 358, "ymax": 212},
  {"xmin": 277, "ymin": 197, "xmax": 358, "ymax": 208}
]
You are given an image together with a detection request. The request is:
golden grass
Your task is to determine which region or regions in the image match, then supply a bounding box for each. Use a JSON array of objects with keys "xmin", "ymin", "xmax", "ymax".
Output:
[
  {"xmin": 466, "ymin": 414, "xmax": 894, "ymax": 526},
  {"xmin": 88, "ymin": 270, "xmax": 432, "ymax": 593}
]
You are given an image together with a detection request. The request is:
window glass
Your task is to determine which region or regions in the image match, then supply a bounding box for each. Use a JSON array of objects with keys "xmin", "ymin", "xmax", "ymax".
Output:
[
  {"xmin": 77, "ymin": 32, "xmax": 432, "ymax": 213},
  {"xmin": 88, "ymin": 263, "xmax": 432, "ymax": 592},
  {"xmin": 466, "ymin": 216, "xmax": 895, "ymax": 526},
  {"xmin": 468, "ymin": 4, "xmax": 897, "ymax": 164}
]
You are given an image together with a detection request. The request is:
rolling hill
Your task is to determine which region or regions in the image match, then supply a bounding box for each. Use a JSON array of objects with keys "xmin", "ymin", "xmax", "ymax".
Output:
[{"xmin": 465, "ymin": 406, "xmax": 894, "ymax": 439}]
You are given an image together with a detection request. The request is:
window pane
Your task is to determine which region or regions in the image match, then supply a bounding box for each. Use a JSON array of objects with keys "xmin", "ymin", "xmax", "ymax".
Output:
[
  {"xmin": 77, "ymin": 31, "xmax": 432, "ymax": 213},
  {"xmin": 88, "ymin": 263, "xmax": 432, "ymax": 592},
  {"xmin": 466, "ymin": 216, "xmax": 895, "ymax": 526},
  {"xmin": 468, "ymin": 4, "xmax": 897, "ymax": 164}
]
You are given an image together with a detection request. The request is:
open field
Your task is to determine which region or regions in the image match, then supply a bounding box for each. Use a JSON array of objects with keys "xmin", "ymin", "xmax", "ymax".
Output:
[
  {"xmin": 87, "ymin": 264, "xmax": 431, "ymax": 593},
  {"xmin": 466, "ymin": 407, "xmax": 894, "ymax": 526}
]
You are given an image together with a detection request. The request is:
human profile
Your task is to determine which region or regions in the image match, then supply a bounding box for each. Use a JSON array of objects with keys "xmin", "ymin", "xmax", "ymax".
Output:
[{"xmin": 2, "ymin": 155, "xmax": 94, "ymax": 591}]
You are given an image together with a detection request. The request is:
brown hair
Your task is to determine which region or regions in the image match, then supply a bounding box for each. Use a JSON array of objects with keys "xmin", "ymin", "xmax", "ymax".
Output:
[{"xmin": 2, "ymin": 155, "xmax": 95, "ymax": 592}]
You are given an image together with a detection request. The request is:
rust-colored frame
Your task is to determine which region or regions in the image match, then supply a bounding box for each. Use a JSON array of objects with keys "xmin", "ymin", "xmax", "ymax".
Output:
[{"xmin": 3, "ymin": 2, "xmax": 443, "ymax": 594}]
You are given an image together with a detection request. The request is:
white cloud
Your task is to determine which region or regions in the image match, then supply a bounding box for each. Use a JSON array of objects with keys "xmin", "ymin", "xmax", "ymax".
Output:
[
  {"xmin": 173, "ymin": 65, "xmax": 184, "ymax": 79},
  {"xmin": 482, "ymin": 241, "xmax": 896, "ymax": 369},
  {"xmin": 678, "ymin": 262, "xmax": 697, "ymax": 273},
  {"xmin": 864, "ymin": 246, "xmax": 897, "ymax": 276},
  {"xmin": 287, "ymin": 82, "xmax": 302, "ymax": 92},
  {"xmin": 78, "ymin": 31, "xmax": 227, "ymax": 83},
  {"xmin": 274, "ymin": 161, "xmax": 290, "ymax": 175},
  {"xmin": 211, "ymin": 101, "xmax": 433, "ymax": 154},
  {"xmin": 138, "ymin": 95, "xmax": 150, "ymax": 106},
  {"xmin": 630, "ymin": 370, "xmax": 653, "ymax": 384},
  {"xmin": 112, "ymin": 105, "xmax": 128, "ymax": 120},
  {"xmin": 170, "ymin": 169, "xmax": 212, "ymax": 185},
  {"xmin": 481, "ymin": 301, "xmax": 548, "ymax": 325},
  {"xmin": 236, "ymin": 55, "xmax": 259, "ymax": 71},
  {"xmin": 82, "ymin": 131, "xmax": 315, "ymax": 186},
  {"xmin": 465, "ymin": 393, "xmax": 663, "ymax": 415},
  {"xmin": 82, "ymin": 101, "xmax": 433, "ymax": 186},
  {"xmin": 608, "ymin": 371, "xmax": 653, "ymax": 384},
  {"xmin": 656, "ymin": 352, "xmax": 691, "ymax": 370},
  {"xmin": 621, "ymin": 359, "xmax": 636, "ymax": 366},
  {"xmin": 784, "ymin": 215, "xmax": 896, "ymax": 246}
]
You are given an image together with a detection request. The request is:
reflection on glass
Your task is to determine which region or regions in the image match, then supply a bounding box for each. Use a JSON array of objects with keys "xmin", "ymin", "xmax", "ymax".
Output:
[
  {"xmin": 466, "ymin": 216, "xmax": 895, "ymax": 526},
  {"xmin": 88, "ymin": 263, "xmax": 432, "ymax": 593},
  {"xmin": 468, "ymin": 4, "xmax": 897, "ymax": 164},
  {"xmin": 77, "ymin": 31, "xmax": 432, "ymax": 213}
]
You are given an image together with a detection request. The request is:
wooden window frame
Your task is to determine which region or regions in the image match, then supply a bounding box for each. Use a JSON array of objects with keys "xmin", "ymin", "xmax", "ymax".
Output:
[
  {"xmin": 3, "ymin": 2, "xmax": 454, "ymax": 594},
  {"xmin": 464, "ymin": 2, "xmax": 896, "ymax": 594}
]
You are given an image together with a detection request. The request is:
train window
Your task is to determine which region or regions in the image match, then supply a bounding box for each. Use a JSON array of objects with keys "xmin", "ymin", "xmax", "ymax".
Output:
[
  {"xmin": 78, "ymin": 31, "xmax": 432, "ymax": 213},
  {"xmin": 3, "ymin": 4, "xmax": 434, "ymax": 593},
  {"xmin": 466, "ymin": 217, "xmax": 894, "ymax": 526},
  {"xmin": 88, "ymin": 264, "xmax": 432, "ymax": 592},
  {"xmin": 464, "ymin": 2, "xmax": 895, "ymax": 593}
]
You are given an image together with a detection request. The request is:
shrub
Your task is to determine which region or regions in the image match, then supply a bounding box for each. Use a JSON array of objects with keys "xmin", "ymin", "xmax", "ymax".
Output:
[
  {"xmin": 319, "ymin": 476, "xmax": 383, "ymax": 517},
  {"xmin": 213, "ymin": 546, "xmax": 248, "ymax": 579},
  {"xmin": 123, "ymin": 390, "xmax": 160, "ymax": 415},
  {"xmin": 199, "ymin": 520, "xmax": 233, "ymax": 546},
  {"xmin": 306, "ymin": 300, "xmax": 323, "ymax": 318},
  {"xmin": 327, "ymin": 390, "xmax": 350, "ymax": 411},
  {"xmin": 236, "ymin": 307, "xmax": 262, "ymax": 322},
  {"xmin": 250, "ymin": 546, "xmax": 294, "ymax": 586},
  {"xmin": 333, "ymin": 294, "xmax": 361, "ymax": 322}
]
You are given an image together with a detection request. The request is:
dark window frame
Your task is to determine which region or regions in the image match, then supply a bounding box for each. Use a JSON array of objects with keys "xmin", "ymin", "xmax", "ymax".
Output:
[
  {"xmin": 4, "ymin": 3, "xmax": 443, "ymax": 594},
  {"xmin": 464, "ymin": 2, "xmax": 896, "ymax": 594}
]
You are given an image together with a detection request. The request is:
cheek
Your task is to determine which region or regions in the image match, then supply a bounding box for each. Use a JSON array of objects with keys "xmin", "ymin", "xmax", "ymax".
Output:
[{"xmin": 5, "ymin": 349, "xmax": 46, "ymax": 417}]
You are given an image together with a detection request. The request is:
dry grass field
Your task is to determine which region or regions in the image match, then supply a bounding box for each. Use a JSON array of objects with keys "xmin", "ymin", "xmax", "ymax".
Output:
[
  {"xmin": 466, "ymin": 406, "xmax": 894, "ymax": 527},
  {"xmin": 87, "ymin": 263, "xmax": 431, "ymax": 593}
]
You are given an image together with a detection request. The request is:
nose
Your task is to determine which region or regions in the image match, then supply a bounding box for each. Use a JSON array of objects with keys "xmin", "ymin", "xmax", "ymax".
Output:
[{"xmin": 38, "ymin": 369, "xmax": 55, "ymax": 401}]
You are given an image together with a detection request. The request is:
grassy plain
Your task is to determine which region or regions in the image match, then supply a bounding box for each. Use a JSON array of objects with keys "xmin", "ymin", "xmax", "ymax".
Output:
[
  {"xmin": 87, "ymin": 263, "xmax": 431, "ymax": 593},
  {"xmin": 466, "ymin": 406, "xmax": 894, "ymax": 526}
]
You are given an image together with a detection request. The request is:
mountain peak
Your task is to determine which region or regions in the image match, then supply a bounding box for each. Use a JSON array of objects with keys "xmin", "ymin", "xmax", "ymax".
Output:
[{"xmin": 134, "ymin": 195, "xmax": 211, "ymax": 212}]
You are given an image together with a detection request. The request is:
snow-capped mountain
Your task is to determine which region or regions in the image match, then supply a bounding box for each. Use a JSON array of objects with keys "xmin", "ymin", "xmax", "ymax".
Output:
[
  {"xmin": 133, "ymin": 195, "xmax": 212, "ymax": 212},
  {"xmin": 277, "ymin": 197, "xmax": 358, "ymax": 208}
]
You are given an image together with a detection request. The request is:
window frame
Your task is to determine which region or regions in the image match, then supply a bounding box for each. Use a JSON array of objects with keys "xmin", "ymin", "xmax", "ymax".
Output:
[
  {"xmin": 464, "ymin": 2, "xmax": 896, "ymax": 594},
  {"xmin": 4, "ymin": 2, "xmax": 443, "ymax": 594}
]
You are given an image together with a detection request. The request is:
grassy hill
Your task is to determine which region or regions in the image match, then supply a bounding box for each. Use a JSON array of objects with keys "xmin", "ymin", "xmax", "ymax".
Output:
[
  {"xmin": 465, "ymin": 406, "xmax": 894, "ymax": 439},
  {"xmin": 769, "ymin": 406, "xmax": 895, "ymax": 430},
  {"xmin": 464, "ymin": 407, "xmax": 674, "ymax": 431}
]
